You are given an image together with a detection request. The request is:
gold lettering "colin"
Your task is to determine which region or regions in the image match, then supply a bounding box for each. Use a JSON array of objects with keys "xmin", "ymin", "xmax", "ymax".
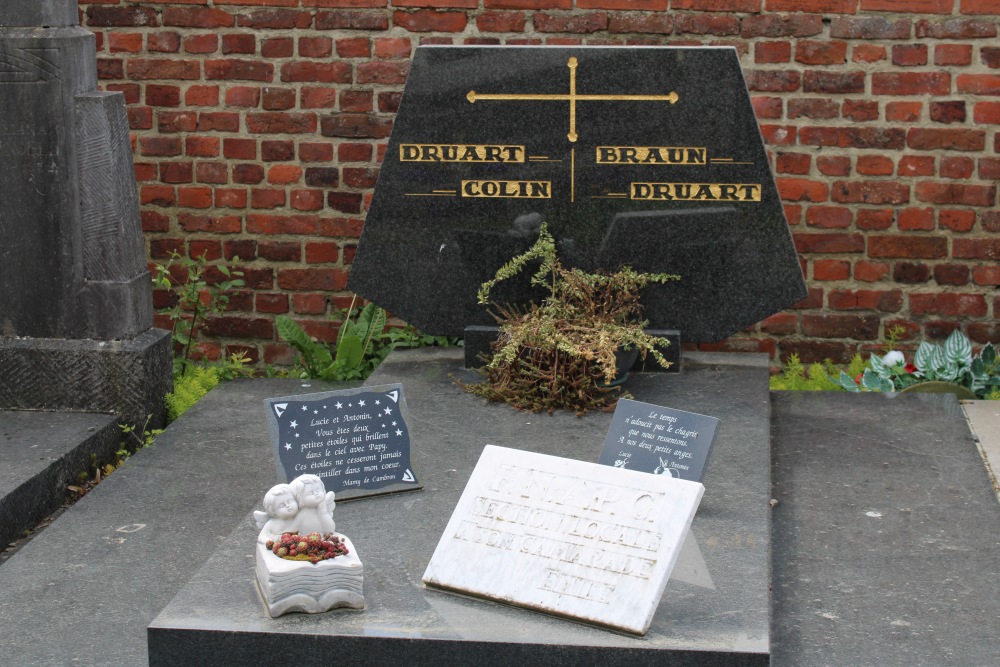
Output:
[
  {"xmin": 597, "ymin": 146, "xmax": 707, "ymax": 165},
  {"xmin": 400, "ymin": 144, "xmax": 525, "ymax": 163},
  {"xmin": 631, "ymin": 182, "xmax": 761, "ymax": 202},
  {"xmin": 462, "ymin": 180, "xmax": 551, "ymax": 199}
]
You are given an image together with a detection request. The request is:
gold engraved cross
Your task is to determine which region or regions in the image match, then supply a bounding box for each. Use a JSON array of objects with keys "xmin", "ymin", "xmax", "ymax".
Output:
[{"xmin": 466, "ymin": 57, "xmax": 679, "ymax": 143}]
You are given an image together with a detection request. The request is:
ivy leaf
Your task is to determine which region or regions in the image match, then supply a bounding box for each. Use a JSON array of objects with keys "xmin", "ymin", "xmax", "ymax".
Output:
[
  {"xmin": 861, "ymin": 369, "xmax": 885, "ymax": 391},
  {"xmin": 837, "ymin": 371, "xmax": 862, "ymax": 392},
  {"xmin": 980, "ymin": 342, "xmax": 996, "ymax": 368},
  {"xmin": 869, "ymin": 353, "xmax": 891, "ymax": 379}
]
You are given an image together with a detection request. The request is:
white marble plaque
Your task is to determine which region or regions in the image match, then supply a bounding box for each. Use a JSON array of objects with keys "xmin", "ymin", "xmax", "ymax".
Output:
[{"xmin": 422, "ymin": 445, "xmax": 704, "ymax": 635}]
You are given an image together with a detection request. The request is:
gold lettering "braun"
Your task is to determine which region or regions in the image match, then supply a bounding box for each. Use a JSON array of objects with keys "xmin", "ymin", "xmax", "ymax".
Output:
[
  {"xmin": 400, "ymin": 144, "xmax": 525, "ymax": 163},
  {"xmin": 462, "ymin": 180, "xmax": 551, "ymax": 199},
  {"xmin": 631, "ymin": 182, "xmax": 761, "ymax": 202},
  {"xmin": 597, "ymin": 146, "xmax": 707, "ymax": 165}
]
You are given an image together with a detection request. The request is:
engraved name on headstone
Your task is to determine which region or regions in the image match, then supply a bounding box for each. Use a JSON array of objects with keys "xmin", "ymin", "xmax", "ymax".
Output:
[
  {"xmin": 423, "ymin": 445, "xmax": 704, "ymax": 635},
  {"xmin": 264, "ymin": 384, "xmax": 421, "ymax": 501},
  {"xmin": 598, "ymin": 398, "xmax": 720, "ymax": 482}
]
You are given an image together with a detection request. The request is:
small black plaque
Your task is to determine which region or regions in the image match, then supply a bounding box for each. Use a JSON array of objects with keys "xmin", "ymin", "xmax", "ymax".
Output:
[
  {"xmin": 598, "ymin": 398, "xmax": 719, "ymax": 482},
  {"xmin": 264, "ymin": 383, "xmax": 421, "ymax": 500}
]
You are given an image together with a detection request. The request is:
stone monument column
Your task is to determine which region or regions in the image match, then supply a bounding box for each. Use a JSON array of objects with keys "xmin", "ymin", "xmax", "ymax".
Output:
[{"xmin": 0, "ymin": 1, "xmax": 172, "ymax": 426}]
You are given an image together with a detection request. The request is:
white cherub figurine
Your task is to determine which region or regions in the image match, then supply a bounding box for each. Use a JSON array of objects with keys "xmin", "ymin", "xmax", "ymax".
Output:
[
  {"xmin": 253, "ymin": 474, "xmax": 337, "ymax": 543},
  {"xmin": 290, "ymin": 474, "xmax": 337, "ymax": 536},
  {"xmin": 254, "ymin": 483, "xmax": 299, "ymax": 543},
  {"xmin": 253, "ymin": 474, "xmax": 363, "ymax": 617}
]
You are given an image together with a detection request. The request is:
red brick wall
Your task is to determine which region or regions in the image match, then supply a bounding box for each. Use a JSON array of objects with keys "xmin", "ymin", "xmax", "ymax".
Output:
[{"xmin": 79, "ymin": 0, "xmax": 1000, "ymax": 368}]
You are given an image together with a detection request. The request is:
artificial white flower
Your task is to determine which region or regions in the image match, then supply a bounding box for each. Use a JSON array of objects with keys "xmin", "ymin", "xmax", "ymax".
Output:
[{"xmin": 882, "ymin": 350, "xmax": 905, "ymax": 367}]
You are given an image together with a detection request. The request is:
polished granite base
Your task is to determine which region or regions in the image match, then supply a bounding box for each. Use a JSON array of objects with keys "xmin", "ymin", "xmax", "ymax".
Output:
[{"xmin": 148, "ymin": 348, "xmax": 772, "ymax": 666}]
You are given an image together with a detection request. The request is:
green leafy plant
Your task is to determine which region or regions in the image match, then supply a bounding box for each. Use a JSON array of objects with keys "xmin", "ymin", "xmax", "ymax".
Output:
[
  {"xmin": 152, "ymin": 251, "xmax": 245, "ymax": 376},
  {"xmin": 464, "ymin": 222, "xmax": 679, "ymax": 415},
  {"xmin": 69, "ymin": 416, "xmax": 163, "ymax": 498},
  {"xmin": 835, "ymin": 329, "xmax": 1000, "ymax": 399},
  {"xmin": 166, "ymin": 363, "xmax": 219, "ymax": 422},
  {"xmin": 278, "ymin": 298, "xmax": 384, "ymax": 381},
  {"xmin": 278, "ymin": 296, "xmax": 460, "ymax": 381},
  {"xmin": 384, "ymin": 326, "xmax": 461, "ymax": 351},
  {"xmin": 769, "ymin": 355, "xmax": 845, "ymax": 391}
]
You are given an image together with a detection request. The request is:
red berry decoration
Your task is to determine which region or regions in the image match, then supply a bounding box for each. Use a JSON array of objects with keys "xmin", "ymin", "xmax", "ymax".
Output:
[{"xmin": 270, "ymin": 531, "xmax": 349, "ymax": 563}]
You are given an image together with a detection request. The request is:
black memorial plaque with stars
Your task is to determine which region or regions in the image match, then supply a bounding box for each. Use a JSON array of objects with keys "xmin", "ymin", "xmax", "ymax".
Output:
[
  {"xmin": 347, "ymin": 46, "xmax": 807, "ymax": 342},
  {"xmin": 598, "ymin": 398, "xmax": 719, "ymax": 483},
  {"xmin": 264, "ymin": 384, "xmax": 421, "ymax": 501}
]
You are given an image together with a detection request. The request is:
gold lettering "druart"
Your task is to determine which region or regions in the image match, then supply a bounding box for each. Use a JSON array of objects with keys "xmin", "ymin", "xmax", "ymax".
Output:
[
  {"xmin": 400, "ymin": 144, "xmax": 525, "ymax": 163},
  {"xmin": 631, "ymin": 182, "xmax": 761, "ymax": 202}
]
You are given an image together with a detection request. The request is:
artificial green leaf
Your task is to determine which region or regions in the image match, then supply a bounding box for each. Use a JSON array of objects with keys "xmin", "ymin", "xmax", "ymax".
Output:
[
  {"xmin": 938, "ymin": 361, "xmax": 959, "ymax": 383},
  {"xmin": 914, "ymin": 342, "xmax": 934, "ymax": 373},
  {"xmin": 980, "ymin": 343, "xmax": 996, "ymax": 368},
  {"xmin": 944, "ymin": 328, "xmax": 972, "ymax": 365},
  {"xmin": 868, "ymin": 353, "xmax": 890, "ymax": 379},
  {"xmin": 861, "ymin": 369, "xmax": 885, "ymax": 391},
  {"xmin": 933, "ymin": 345, "xmax": 948, "ymax": 371}
]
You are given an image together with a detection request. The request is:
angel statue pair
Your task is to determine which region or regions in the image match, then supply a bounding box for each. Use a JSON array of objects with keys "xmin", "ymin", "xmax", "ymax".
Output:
[{"xmin": 253, "ymin": 474, "xmax": 337, "ymax": 543}]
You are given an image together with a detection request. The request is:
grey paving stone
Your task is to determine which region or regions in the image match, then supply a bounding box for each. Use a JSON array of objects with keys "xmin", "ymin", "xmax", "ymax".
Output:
[
  {"xmin": 770, "ymin": 391, "xmax": 1000, "ymax": 667},
  {"xmin": 0, "ymin": 410, "xmax": 118, "ymax": 548}
]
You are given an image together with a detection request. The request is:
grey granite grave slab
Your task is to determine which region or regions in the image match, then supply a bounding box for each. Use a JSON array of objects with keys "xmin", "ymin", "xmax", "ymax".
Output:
[
  {"xmin": 148, "ymin": 348, "xmax": 772, "ymax": 665},
  {"xmin": 0, "ymin": 378, "xmax": 357, "ymax": 666},
  {"xmin": 770, "ymin": 391, "xmax": 1000, "ymax": 667},
  {"xmin": 4, "ymin": 355, "xmax": 996, "ymax": 665},
  {"xmin": 0, "ymin": 410, "xmax": 118, "ymax": 549},
  {"xmin": 348, "ymin": 46, "xmax": 806, "ymax": 341}
]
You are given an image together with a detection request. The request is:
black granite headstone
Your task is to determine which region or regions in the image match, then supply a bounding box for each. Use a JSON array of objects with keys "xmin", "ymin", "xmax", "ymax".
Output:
[
  {"xmin": 598, "ymin": 398, "xmax": 719, "ymax": 482},
  {"xmin": 348, "ymin": 46, "xmax": 806, "ymax": 341},
  {"xmin": 0, "ymin": 0, "xmax": 170, "ymax": 426},
  {"xmin": 264, "ymin": 384, "xmax": 421, "ymax": 501}
]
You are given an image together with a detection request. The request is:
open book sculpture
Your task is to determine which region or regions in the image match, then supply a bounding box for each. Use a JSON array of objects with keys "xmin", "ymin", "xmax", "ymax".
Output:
[{"xmin": 253, "ymin": 474, "xmax": 364, "ymax": 617}]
